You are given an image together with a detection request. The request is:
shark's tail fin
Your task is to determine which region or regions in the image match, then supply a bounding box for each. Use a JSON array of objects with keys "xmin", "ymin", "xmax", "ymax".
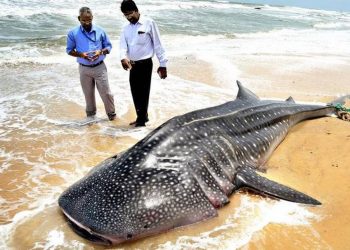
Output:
[
  {"xmin": 234, "ymin": 167, "xmax": 321, "ymax": 205},
  {"xmin": 328, "ymin": 94, "xmax": 350, "ymax": 107},
  {"xmin": 328, "ymin": 95, "xmax": 350, "ymax": 121}
]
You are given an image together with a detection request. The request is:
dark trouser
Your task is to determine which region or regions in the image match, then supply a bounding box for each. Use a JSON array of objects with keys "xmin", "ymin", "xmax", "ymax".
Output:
[{"xmin": 129, "ymin": 58, "xmax": 153, "ymax": 123}]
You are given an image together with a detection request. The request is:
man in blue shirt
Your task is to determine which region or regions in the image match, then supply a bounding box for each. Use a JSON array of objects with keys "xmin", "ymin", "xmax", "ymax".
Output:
[{"xmin": 66, "ymin": 7, "xmax": 116, "ymax": 121}]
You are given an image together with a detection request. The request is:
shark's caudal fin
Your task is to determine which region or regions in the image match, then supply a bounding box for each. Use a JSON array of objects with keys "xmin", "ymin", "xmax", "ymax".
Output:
[
  {"xmin": 328, "ymin": 95, "xmax": 350, "ymax": 107},
  {"xmin": 234, "ymin": 167, "xmax": 321, "ymax": 205},
  {"xmin": 236, "ymin": 81, "xmax": 260, "ymax": 102}
]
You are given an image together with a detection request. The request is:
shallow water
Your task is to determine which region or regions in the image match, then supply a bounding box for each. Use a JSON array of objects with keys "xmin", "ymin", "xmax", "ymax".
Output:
[{"xmin": 1, "ymin": 0, "xmax": 350, "ymax": 249}]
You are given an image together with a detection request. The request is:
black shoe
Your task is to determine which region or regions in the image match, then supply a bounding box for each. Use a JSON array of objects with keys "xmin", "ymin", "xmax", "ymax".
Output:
[
  {"xmin": 135, "ymin": 122, "xmax": 146, "ymax": 127},
  {"xmin": 129, "ymin": 117, "xmax": 149, "ymax": 126},
  {"xmin": 108, "ymin": 113, "xmax": 116, "ymax": 121}
]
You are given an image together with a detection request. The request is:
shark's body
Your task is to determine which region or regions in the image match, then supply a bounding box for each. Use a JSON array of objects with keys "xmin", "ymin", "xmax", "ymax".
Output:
[{"xmin": 59, "ymin": 82, "xmax": 335, "ymax": 245}]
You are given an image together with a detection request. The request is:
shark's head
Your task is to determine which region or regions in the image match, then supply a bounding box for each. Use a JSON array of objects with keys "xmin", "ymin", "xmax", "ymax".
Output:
[{"xmin": 58, "ymin": 154, "xmax": 217, "ymax": 245}]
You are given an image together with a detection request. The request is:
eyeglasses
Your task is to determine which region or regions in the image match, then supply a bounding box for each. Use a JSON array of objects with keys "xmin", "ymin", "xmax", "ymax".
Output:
[
  {"xmin": 123, "ymin": 11, "xmax": 135, "ymax": 18},
  {"xmin": 80, "ymin": 19, "xmax": 92, "ymax": 25}
]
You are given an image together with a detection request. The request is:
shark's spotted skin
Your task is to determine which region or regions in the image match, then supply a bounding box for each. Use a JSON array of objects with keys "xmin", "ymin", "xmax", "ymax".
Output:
[{"xmin": 59, "ymin": 82, "xmax": 335, "ymax": 245}]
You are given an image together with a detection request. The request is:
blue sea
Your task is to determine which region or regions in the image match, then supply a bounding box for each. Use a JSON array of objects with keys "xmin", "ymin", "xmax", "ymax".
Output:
[
  {"xmin": 1, "ymin": 0, "xmax": 350, "ymax": 249},
  {"xmin": 1, "ymin": 0, "xmax": 350, "ymax": 60}
]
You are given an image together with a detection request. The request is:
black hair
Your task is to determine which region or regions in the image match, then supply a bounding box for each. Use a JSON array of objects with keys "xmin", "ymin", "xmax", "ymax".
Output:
[
  {"xmin": 120, "ymin": 0, "xmax": 138, "ymax": 13},
  {"xmin": 79, "ymin": 7, "xmax": 92, "ymax": 15}
]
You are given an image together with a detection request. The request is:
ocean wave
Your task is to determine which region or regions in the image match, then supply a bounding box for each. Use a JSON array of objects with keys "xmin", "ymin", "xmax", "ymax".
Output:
[
  {"xmin": 1, "ymin": 0, "xmax": 349, "ymax": 44},
  {"xmin": 2, "ymin": 27, "xmax": 349, "ymax": 73},
  {"xmin": 314, "ymin": 21, "xmax": 350, "ymax": 29},
  {"xmin": 138, "ymin": 0, "xmax": 256, "ymax": 11},
  {"xmin": 0, "ymin": 8, "xmax": 74, "ymax": 21},
  {"xmin": 0, "ymin": 54, "xmax": 70, "ymax": 66},
  {"xmin": 233, "ymin": 28, "xmax": 350, "ymax": 56},
  {"xmin": 0, "ymin": 35, "xmax": 66, "ymax": 47}
]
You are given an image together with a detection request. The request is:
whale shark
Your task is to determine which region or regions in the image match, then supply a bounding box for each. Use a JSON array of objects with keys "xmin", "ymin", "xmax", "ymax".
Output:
[{"xmin": 58, "ymin": 81, "xmax": 337, "ymax": 245}]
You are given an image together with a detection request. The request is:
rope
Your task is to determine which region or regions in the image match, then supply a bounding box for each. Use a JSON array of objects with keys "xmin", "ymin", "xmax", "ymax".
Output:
[
  {"xmin": 333, "ymin": 103, "xmax": 350, "ymax": 112},
  {"xmin": 333, "ymin": 103, "xmax": 350, "ymax": 121}
]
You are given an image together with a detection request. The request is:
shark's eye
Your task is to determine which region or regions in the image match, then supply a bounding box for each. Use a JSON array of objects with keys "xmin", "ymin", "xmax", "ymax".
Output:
[{"xmin": 127, "ymin": 233, "xmax": 133, "ymax": 239}]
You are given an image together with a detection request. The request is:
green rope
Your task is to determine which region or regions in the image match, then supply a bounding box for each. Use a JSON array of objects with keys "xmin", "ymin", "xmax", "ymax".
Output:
[{"xmin": 333, "ymin": 103, "xmax": 350, "ymax": 113}]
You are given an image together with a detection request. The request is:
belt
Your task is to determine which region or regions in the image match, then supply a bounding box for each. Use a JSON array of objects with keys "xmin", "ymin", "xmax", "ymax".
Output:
[
  {"xmin": 130, "ymin": 58, "xmax": 152, "ymax": 65},
  {"xmin": 80, "ymin": 61, "xmax": 104, "ymax": 68}
]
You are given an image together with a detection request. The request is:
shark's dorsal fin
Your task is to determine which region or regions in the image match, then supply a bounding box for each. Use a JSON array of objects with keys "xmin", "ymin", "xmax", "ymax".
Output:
[
  {"xmin": 234, "ymin": 167, "xmax": 321, "ymax": 205},
  {"xmin": 236, "ymin": 81, "xmax": 260, "ymax": 102},
  {"xmin": 286, "ymin": 96, "xmax": 295, "ymax": 103}
]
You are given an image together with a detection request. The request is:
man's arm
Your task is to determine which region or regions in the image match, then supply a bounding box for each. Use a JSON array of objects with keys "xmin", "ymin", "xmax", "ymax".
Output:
[
  {"xmin": 119, "ymin": 29, "xmax": 132, "ymax": 70},
  {"xmin": 69, "ymin": 50, "xmax": 81, "ymax": 57},
  {"xmin": 68, "ymin": 50, "xmax": 90, "ymax": 60},
  {"xmin": 150, "ymin": 20, "xmax": 167, "ymax": 79},
  {"xmin": 66, "ymin": 31, "xmax": 77, "ymax": 56},
  {"xmin": 150, "ymin": 20, "xmax": 167, "ymax": 67},
  {"xmin": 101, "ymin": 30, "xmax": 112, "ymax": 55},
  {"xmin": 66, "ymin": 31, "xmax": 89, "ymax": 60}
]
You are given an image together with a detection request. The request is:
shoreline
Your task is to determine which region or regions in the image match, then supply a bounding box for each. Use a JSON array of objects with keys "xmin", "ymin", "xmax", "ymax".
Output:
[{"xmin": 169, "ymin": 54, "xmax": 350, "ymax": 102}]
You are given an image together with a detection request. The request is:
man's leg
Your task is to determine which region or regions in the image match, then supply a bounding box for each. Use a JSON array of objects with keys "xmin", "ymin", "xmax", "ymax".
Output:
[
  {"xmin": 138, "ymin": 60, "xmax": 153, "ymax": 124},
  {"xmin": 129, "ymin": 64, "xmax": 144, "ymax": 124},
  {"xmin": 79, "ymin": 65, "xmax": 96, "ymax": 117},
  {"xmin": 129, "ymin": 59, "xmax": 153, "ymax": 125},
  {"xmin": 94, "ymin": 62, "xmax": 116, "ymax": 120}
]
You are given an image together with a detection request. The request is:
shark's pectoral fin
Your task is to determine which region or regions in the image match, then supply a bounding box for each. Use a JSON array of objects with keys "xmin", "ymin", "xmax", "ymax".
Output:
[{"xmin": 234, "ymin": 167, "xmax": 321, "ymax": 205}]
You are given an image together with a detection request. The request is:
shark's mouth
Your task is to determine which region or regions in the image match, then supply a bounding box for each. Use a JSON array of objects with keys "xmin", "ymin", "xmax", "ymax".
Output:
[{"xmin": 61, "ymin": 210, "xmax": 113, "ymax": 246}]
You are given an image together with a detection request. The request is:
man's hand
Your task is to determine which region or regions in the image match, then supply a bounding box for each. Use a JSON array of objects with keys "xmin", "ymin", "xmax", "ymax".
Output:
[
  {"xmin": 70, "ymin": 50, "xmax": 102, "ymax": 62},
  {"xmin": 75, "ymin": 51, "xmax": 90, "ymax": 60},
  {"xmin": 87, "ymin": 50, "xmax": 103, "ymax": 62},
  {"xmin": 121, "ymin": 59, "xmax": 132, "ymax": 70},
  {"xmin": 157, "ymin": 67, "xmax": 167, "ymax": 79}
]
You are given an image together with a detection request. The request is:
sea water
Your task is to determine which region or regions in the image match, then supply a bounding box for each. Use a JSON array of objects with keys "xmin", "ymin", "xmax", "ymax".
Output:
[{"xmin": 1, "ymin": 0, "xmax": 350, "ymax": 249}]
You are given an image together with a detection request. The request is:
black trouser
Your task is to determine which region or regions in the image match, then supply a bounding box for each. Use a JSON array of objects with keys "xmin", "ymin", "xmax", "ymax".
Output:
[{"xmin": 129, "ymin": 58, "xmax": 153, "ymax": 123}]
